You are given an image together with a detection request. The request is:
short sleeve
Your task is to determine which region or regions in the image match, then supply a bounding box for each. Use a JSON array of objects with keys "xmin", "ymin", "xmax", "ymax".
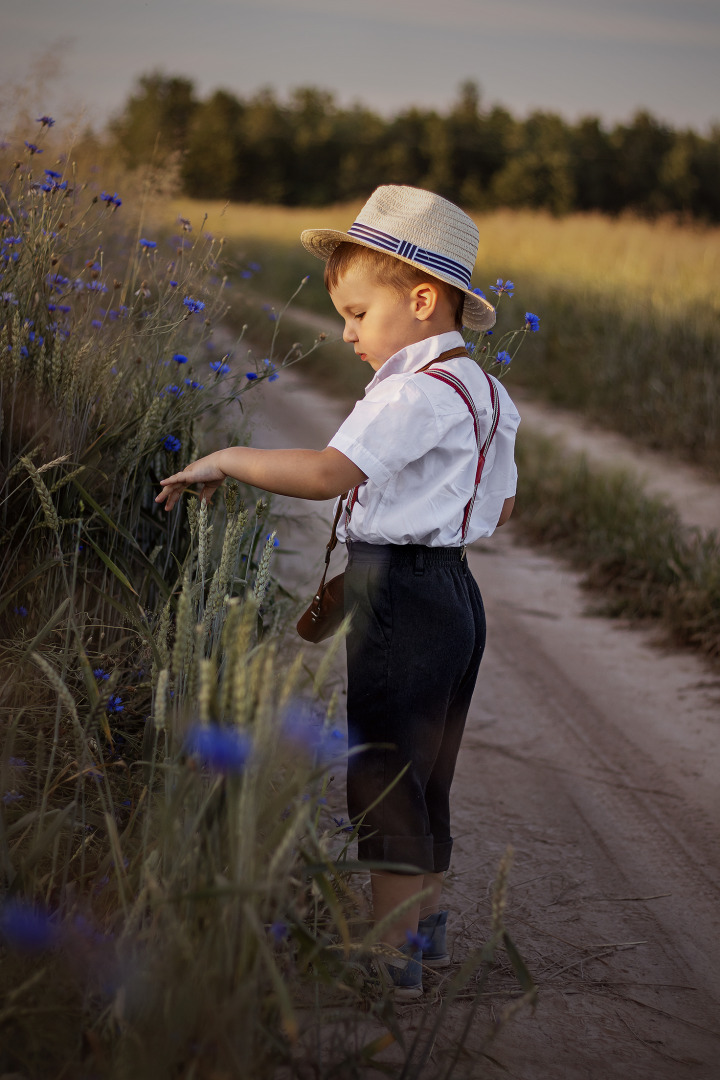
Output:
[{"xmin": 328, "ymin": 379, "xmax": 446, "ymax": 487}]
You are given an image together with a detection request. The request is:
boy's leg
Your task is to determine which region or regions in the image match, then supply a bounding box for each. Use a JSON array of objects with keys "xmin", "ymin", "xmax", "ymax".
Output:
[
  {"xmin": 420, "ymin": 871, "xmax": 445, "ymax": 920},
  {"xmin": 345, "ymin": 545, "xmax": 483, "ymax": 918},
  {"xmin": 371, "ymin": 870, "xmax": 426, "ymax": 947},
  {"xmin": 423, "ymin": 570, "xmax": 486, "ymax": 875}
]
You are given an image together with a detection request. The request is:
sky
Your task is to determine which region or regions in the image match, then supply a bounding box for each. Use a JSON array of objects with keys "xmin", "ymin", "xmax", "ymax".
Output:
[{"xmin": 2, "ymin": 0, "xmax": 719, "ymax": 133}]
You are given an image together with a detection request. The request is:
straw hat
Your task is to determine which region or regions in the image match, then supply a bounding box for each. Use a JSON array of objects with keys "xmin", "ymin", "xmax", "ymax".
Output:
[{"xmin": 301, "ymin": 185, "xmax": 495, "ymax": 331}]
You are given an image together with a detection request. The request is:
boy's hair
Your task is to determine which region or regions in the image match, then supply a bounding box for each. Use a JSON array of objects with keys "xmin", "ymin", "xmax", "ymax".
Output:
[{"xmin": 324, "ymin": 242, "xmax": 465, "ymax": 330}]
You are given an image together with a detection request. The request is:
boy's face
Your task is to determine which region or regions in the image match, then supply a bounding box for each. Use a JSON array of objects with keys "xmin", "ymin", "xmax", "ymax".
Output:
[{"xmin": 329, "ymin": 264, "xmax": 435, "ymax": 372}]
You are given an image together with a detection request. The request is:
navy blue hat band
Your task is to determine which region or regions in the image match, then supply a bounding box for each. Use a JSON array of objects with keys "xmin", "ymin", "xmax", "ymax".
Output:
[{"xmin": 347, "ymin": 222, "xmax": 472, "ymax": 290}]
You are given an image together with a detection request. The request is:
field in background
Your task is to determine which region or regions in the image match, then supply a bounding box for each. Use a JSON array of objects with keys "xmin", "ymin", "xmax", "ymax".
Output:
[
  {"xmin": 169, "ymin": 199, "xmax": 720, "ymax": 473},
  {"xmin": 171, "ymin": 199, "xmax": 720, "ymax": 313}
]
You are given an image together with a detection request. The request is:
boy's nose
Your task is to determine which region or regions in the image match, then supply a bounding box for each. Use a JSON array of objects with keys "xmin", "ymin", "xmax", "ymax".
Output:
[{"xmin": 343, "ymin": 323, "xmax": 357, "ymax": 343}]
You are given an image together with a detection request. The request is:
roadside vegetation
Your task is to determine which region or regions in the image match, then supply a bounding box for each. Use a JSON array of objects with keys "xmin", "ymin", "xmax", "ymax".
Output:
[
  {"xmin": 0, "ymin": 119, "xmax": 534, "ymax": 1078},
  {"xmin": 513, "ymin": 433, "xmax": 720, "ymax": 665}
]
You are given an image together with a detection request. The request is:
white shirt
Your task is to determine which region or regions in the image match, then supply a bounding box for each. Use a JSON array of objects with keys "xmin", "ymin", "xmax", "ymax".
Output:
[{"xmin": 328, "ymin": 330, "xmax": 521, "ymax": 547}]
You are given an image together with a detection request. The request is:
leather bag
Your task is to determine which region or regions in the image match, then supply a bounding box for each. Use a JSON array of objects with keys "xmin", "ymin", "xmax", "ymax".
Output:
[{"xmin": 296, "ymin": 496, "xmax": 347, "ymax": 643}]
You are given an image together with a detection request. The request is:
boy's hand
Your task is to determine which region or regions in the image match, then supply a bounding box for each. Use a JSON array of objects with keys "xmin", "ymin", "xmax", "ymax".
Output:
[{"xmin": 155, "ymin": 455, "xmax": 226, "ymax": 511}]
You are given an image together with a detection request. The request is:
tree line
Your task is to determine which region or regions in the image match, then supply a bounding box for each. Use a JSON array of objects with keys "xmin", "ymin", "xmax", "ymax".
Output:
[{"xmin": 109, "ymin": 75, "xmax": 720, "ymax": 220}]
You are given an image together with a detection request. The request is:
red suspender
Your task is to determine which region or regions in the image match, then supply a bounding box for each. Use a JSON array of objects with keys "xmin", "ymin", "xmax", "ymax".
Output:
[
  {"xmin": 422, "ymin": 368, "xmax": 500, "ymax": 542},
  {"xmin": 343, "ymin": 350, "xmax": 500, "ymax": 543}
]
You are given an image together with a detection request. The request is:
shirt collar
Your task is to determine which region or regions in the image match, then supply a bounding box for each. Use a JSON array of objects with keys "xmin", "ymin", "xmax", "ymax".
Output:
[{"xmin": 364, "ymin": 330, "xmax": 466, "ymax": 393}]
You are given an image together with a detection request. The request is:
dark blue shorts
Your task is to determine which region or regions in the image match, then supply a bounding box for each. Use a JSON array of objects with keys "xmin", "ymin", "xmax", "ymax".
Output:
[{"xmin": 344, "ymin": 541, "xmax": 486, "ymax": 874}]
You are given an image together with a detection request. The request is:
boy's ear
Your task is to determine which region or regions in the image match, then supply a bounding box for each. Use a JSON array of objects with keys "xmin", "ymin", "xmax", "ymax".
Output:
[{"xmin": 410, "ymin": 282, "xmax": 440, "ymax": 321}]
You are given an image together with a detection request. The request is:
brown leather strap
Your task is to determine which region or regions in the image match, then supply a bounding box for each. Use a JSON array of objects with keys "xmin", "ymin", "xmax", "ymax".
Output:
[
  {"xmin": 416, "ymin": 346, "xmax": 471, "ymax": 374},
  {"xmin": 315, "ymin": 492, "xmax": 346, "ymax": 599},
  {"xmin": 326, "ymin": 493, "xmax": 345, "ymax": 558}
]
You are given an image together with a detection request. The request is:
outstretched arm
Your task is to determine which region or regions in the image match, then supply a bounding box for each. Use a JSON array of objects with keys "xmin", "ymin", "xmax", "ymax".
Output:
[{"xmin": 155, "ymin": 445, "xmax": 367, "ymax": 511}]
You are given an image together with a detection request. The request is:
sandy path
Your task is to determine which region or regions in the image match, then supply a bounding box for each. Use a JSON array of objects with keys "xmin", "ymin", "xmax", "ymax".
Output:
[{"xmin": 243, "ymin": 366, "xmax": 720, "ymax": 1078}]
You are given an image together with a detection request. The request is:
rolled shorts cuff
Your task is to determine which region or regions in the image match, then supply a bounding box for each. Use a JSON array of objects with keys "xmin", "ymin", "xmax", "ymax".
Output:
[{"xmin": 357, "ymin": 834, "xmax": 453, "ymax": 875}]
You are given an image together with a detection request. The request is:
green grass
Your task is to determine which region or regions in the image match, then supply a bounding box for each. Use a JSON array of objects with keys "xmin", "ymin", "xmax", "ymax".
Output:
[{"xmin": 514, "ymin": 429, "xmax": 720, "ymax": 664}]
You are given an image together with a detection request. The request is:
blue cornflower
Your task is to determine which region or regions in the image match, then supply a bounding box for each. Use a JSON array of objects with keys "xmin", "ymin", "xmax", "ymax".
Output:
[
  {"xmin": 169, "ymin": 280, "xmax": 178, "ymax": 287},
  {"xmin": 332, "ymin": 816, "xmax": 354, "ymax": 833},
  {"xmin": 490, "ymin": 278, "xmax": 514, "ymax": 297},
  {"xmin": 165, "ymin": 384, "xmax": 183, "ymax": 397},
  {"xmin": 36, "ymin": 116, "xmax": 55, "ymax": 127},
  {"xmin": 265, "ymin": 533, "xmax": 280, "ymax": 548},
  {"xmin": 13, "ymin": 605, "xmax": 28, "ymax": 617},
  {"xmin": 172, "ymin": 352, "xmax": 188, "ymax": 364},
  {"xmin": 209, "ymin": 360, "xmax": 230, "ymax": 375},
  {"xmin": 177, "ymin": 216, "xmax": 192, "ymax": 231},
  {"xmin": 281, "ymin": 702, "xmax": 344, "ymax": 759},
  {"xmin": 241, "ymin": 271, "xmax": 252, "ymax": 279},
  {"xmin": 0, "ymin": 900, "xmax": 57, "ymax": 952},
  {"xmin": 139, "ymin": 238, "xmax": 157, "ymax": 249},
  {"xmin": 245, "ymin": 372, "xmax": 258, "ymax": 380},
  {"xmin": 25, "ymin": 142, "xmax": 43, "ymax": 154},
  {"xmin": 91, "ymin": 319, "xmax": 102, "ymax": 329},
  {"xmin": 93, "ymin": 668, "xmax": 110, "ymax": 681},
  {"xmin": 44, "ymin": 169, "xmax": 62, "ymax": 179},
  {"xmin": 28, "ymin": 331, "xmax": 43, "ymax": 345},
  {"xmin": 1, "ymin": 292, "xmax": 17, "ymax": 304},
  {"xmin": 47, "ymin": 272, "xmax": 69, "ymax": 290},
  {"xmin": 183, "ymin": 378, "xmax": 204, "ymax": 390},
  {"xmin": 405, "ymin": 929, "xmax": 432, "ymax": 952},
  {"xmin": 270, "ymin": 921, "xmax": 288, "ymax": 942},
  {"xmin": 41, "ymin": 180, "xmax": 67, "ymax": 194},
  {"xmin": 100, "ymin": 191, "xmax": 122, "ymax": 209},
  {"xmin": 249, "ymin": 262, "xmax": 262, "ymax": 272},
  {"xmin": 186, "ymin": 723, "xmax": 252, "ymax": 775},
  {"xmin": 496, "ymin": 350, "xmax": 512, "ymax": 365},
  {"xmin": 183, "ymin": 296, "xmax": 205, "ymax": 314},
  {"xmin": 164, "ymin": 435, "xmax": 181, "ymax": 452},
  {"xmin": 107, "ymin": 695, "xmax": 123, "ymax": 713},
  {"xmin": 524, "ymin": 312, "xmax": 540, "ymax": 333},
  {"xmin": 263, "ymin": 359, "xmax": 278, "ymax": 382},
  {"xmin": 2, "ymin": 792, "xmax": 23, "ymax": 804},
  {"xmin": 86, "ymin": 281, "xmax": 107, "ymax": 293},
  {"xmin": 465, "ymin": 342, "xmax": 476, "ymax": 355},
  {"xmin": 9, "ymin": 758, "xmax": 27, "ymax": 768},
  {"xmin": 472, "ymin": 287, "xmax": 487, "ymax": 299}
]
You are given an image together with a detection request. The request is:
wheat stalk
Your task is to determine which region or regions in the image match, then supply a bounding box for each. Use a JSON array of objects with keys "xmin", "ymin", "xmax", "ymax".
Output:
[{"xmin": 21, "ymin": 456, "xmax": 60, "ymax": 531}]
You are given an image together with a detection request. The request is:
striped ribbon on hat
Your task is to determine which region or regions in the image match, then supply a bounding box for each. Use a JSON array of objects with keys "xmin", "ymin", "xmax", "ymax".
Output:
[{"xmin": 347, "ymin": 222, "xmax": 472, "ymax": 290}]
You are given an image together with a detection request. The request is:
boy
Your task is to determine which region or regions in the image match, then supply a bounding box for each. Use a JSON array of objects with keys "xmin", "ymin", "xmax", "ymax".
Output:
[{"xmin": 157, "ymin": 185, "xmax": 521, "ymax": 998}]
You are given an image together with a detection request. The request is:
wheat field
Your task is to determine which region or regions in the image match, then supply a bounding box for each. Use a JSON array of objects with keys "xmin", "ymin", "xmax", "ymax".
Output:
[{"xmin": 168, "ymin": 198, "xmax": 720, "ymax": 313}]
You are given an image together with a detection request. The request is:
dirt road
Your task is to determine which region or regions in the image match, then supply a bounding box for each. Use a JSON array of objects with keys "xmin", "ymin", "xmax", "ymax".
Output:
[{"xmin": 243, "ymin": 365, "xmax": 720, "ymax": 1079}]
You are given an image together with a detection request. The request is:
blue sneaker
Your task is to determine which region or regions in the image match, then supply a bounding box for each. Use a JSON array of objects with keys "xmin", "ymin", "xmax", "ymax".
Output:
[
  {"xmin": 417, "ymin": 910, "xmax": 450, "ymax": 968},
  {"xmin": 377, "ymin": 941, "xmax": 423, "ymax": 1000}
]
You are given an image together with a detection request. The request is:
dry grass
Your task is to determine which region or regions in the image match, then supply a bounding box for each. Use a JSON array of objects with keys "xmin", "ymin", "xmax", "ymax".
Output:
[{"xmin": 168, "ymin": 199, "xmax": 720, "ymax": 313}]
